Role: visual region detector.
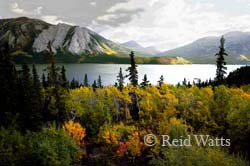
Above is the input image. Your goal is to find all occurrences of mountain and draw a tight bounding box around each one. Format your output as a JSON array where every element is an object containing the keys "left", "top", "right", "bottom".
[
  {"left": 0, "top": 17, "right": 190, "bottom": 64},
  {"left": 122, "top": 40, "right": 159, "bottom": 55},
  {"left": 0, "top": 17, "right": 133, "bottom": 63},
  {"left": 0, "top": 17, "right": 130, "bottom": 56},
  {"left": 0, "top": 17, "right": 50, "bottom": 50},
  {"left": 159, "top": 31, "right": 250, "bottom": 64}
]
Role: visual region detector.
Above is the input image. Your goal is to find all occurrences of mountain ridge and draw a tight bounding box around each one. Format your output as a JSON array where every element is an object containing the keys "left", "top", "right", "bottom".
[
  {"left": 159, "top": 31, "right": 250, "bottom": 64},
  {"left": 0, "top": 17, "right": 187, "bottom": 64}
]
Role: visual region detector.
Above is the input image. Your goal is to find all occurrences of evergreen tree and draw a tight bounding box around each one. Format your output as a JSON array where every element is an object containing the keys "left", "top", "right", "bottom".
[
  {"left": 117, "top": 67, "right": 125, "bottom": 91},
  {"left": 158, "top": 75, "right": 164, "bottom": 87},
  {"left": 20, "top": 63, "right": 32, "bottom": 92},
  {"left": 0, "top": 43, "right": 19, "bottom": 127},
  {"left": 43, "top": 41, "right": 68, "bottom": 125},
  {"left": 126, "top": 51, "right": 138, "bottom": 86},
  {"left": 215, "top": 36, "right": 228, "bottom": 84},
  {"left": 30, "top": 64, "right": 43, "bottom": 131},
  {"left": 46, "top": 40, "right": 59, "bottom": 86},
  {"left": 42, "top": 73, "right": 47, "bottom": 88},
  {"left": 19, "top": 63, "right": 33, "bottom": 130},
  {"left": 54, "top": 85, "right": 68, "bottom": 126},
  {"left": 97, "top": 75, "right": 103, "bottom": 88},
  {"left": 32, "top": 64, "right": 41, "bottom": 89},
  {"left": 60, "top": 66, "right": 68, "bottom": 88},
  {"left": 84, "top": 74, "right": 89, "bottom": 86},
  {"left": 70, "top": 78, "right": 79, "bottom": 89},
  {"left": 92, "top": 80, "right": 97, "bottom": 90},
  {"left": 47, "top": 62, "right": 59, "bottom": 86},
  {"left": 197, "top": 79, "right": 202, "bottom": 88},
  {"left": 140, "top": 74, "right": 150, "bottom": 88},
  {"left": 182, "top": 78, "right": 187, "bottom": 86}
]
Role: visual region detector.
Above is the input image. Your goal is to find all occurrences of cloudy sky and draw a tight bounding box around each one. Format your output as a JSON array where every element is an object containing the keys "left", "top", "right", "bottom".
[{"left": 1, "top": 0, "right": 250, "bottom": 51}]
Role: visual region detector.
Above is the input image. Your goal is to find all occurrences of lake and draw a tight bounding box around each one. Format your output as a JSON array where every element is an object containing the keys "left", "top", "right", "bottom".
[{"left": 17, "top": 64, "right": 245, "bottom": 86}]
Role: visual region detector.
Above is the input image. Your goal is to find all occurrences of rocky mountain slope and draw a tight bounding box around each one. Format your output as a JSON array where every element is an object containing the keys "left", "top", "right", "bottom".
[
  {"left": 0, "top": 17, "right": 130, "bottom": 56},
  {"left": 0, "top": 17, "right": 50, "bottom": 51}
]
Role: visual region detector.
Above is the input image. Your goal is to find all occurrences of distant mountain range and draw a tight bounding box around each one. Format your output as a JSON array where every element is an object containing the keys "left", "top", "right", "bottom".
[
  {"left": 1, "top": 17, "right": 250, "bottom": 64},
  {"left": 122, "top": 40, "right": 159, "bottom": 55},
  {"left": 0, "top": 17, "right": 130, "bottom": 60},
  {"left": 0, "top": 17, "right": 186, "bottom": 64},
  {"left": 159, "top": 31, "right": 250, "bottom": 64}
]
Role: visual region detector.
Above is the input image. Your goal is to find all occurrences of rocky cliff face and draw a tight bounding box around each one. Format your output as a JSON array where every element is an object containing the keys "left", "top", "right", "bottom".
[{"left": 32, "top": 24, "right": 107, "bottom": 54}]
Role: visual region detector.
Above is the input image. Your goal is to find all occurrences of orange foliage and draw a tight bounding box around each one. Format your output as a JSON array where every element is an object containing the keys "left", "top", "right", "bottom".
[{"left": 63, "top": 120, "right": 86, "bottom": 146}]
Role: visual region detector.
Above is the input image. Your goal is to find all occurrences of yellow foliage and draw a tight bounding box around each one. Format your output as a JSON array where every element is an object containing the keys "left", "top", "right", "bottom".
[
  {"left": 126, "top": 131, "right": 143, "bottom": 157},
  {"left": 63, "top": 120, "right": 86, "bottom": 146}
]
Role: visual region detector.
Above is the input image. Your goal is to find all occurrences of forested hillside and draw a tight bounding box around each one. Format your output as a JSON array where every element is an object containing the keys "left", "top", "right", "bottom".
[{"left": 0, "top": 43, "right": 250, "bottom": 165}]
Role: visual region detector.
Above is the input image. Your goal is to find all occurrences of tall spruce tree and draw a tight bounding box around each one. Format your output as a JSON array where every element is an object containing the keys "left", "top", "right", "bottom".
[
  {"left": 32, "top": 64, "right": 41, "bottom": 88},
  {"left": 182, "top": 78, "right": 187, "bottom": 86},
  {"left": 97, "top": 75, "right": 103, "bottom": 88},
  {"left": 215, "top": 36, "right": 228, "bottom": 84},
  {"left": 158, "top": 75, "right": 164, "bottom": 87},
  {"left": 30, "top": 64, "right": 43, "bottom": 131},
  {"left": 47, "top": 62, "right": 59, "bottom": 86},
  {"left": 126, "top": 51, "right": 138, "bottom": 86},
  {"left": 43, "top": 41, "right": 68, "bottom": 126},
  {"left": 19, "top": 63, "right": 33, "bottom": 130},
  {"left": 92, "top": 80, "right": 97, "bottom": 90},
  {"left": 42, "top": 73, "right": 48, "bottom": 88},
  {"left": 46, "top": 40, "right": 59, "bottom": 86},
  {"left": 140, "top": 74, "right": 150, "bottom": 88},
  {"left": 117, "top": 67, "right": 124, "bottom": 91},
  {"left": 60, "top": 66, "right": 68, "bottom": 88},
  {"left": 70, "top": 78, "right": 79, "bottom": 89},
  {"left": 84, "top": 74, "right": 89, "bottom": 86}
]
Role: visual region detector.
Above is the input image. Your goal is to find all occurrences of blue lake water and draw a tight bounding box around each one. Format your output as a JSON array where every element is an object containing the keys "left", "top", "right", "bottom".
[{"left": 17, "top": 64, "right": 245, "bottom": 86}]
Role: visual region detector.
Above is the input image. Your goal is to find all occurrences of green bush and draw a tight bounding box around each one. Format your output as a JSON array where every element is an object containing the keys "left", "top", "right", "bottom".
[
  {"left": 0, "top": 128, "right": 26, "bottom": 166},
  {"left": 0, "top": 126, "right": 81, "bottom": 166},
  {"left": 149, "top": 146, "right": 249, "bottom": 166}
]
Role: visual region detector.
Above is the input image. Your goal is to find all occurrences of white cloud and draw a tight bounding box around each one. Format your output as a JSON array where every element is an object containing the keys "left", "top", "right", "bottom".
[
  {"left": 41, "top": 15, "right": 75, "bottom": 25},
  {"left": 90, "top": 2, "right": 97, "bottom": 6},
  {"left": 97, "top": 14, "right": 117, "bottom": 21},
  {"left": 10, "top": 2, "right": 28, "bottom": 15},
  {"left": 34, "top": 6, "right": 43, "bottom": 15},
  {"left": 10, "top": 2, "right": 43, "bottom": 16},
  {"left": 94, "top": 0, "right": 250, "bottom": 51}
]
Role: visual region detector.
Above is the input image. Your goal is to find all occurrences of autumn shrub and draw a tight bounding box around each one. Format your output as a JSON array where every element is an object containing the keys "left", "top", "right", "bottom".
[
  {"left": 98, "top": 122, "right": 144, "bottom": 158},
  {"left": 63, "top": 120, "right": 86, "bottom": 146}
]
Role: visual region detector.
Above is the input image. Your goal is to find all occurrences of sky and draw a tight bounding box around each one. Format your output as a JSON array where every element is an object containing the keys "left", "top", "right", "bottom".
[{"left": 1, "top": 0, "right": 250, "bottom": 51}]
